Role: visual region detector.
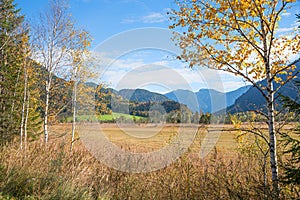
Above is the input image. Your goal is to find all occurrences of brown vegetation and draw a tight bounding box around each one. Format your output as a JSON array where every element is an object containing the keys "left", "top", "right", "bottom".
[{"left": 0, "top": 124, "right": 299, "bottom": 199}]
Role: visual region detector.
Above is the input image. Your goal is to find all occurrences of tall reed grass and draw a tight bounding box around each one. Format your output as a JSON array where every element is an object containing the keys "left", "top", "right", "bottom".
[{"left": 0, "top": 135, "right": 298, "bottom": 199}]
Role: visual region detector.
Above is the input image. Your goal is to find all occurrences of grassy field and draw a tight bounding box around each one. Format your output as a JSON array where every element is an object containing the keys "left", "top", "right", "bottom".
[
  {"left": 98, "top": 112, "right": 145, "bottom": 121},
  {"left": 0, "top": 123, "right": 298, "bottom": 199},
  {"left": 52, "top": 123, "right": 246, "bottom": 154},
  {"left": 65, "top": 112, "right": 146, "bottom": 122},
  {"left": 52, "top": 122, "right": 297, "bottom": 156}
]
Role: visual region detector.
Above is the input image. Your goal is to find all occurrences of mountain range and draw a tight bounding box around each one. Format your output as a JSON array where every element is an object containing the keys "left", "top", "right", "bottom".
[
  {"left": 108, "top": 85, "right": 250, "bottom": 114},
  {"left": 227, "top": 59, "right": 300, "bottom": 114},
  {"left": 87, "top": 59, "right": 299, "bottom": 115},
  {"left": 164, "top": 85, "right": 251, "bottom": 113},
  {"left": 110, "top": 59, "right": 299, "bottom": 114}
]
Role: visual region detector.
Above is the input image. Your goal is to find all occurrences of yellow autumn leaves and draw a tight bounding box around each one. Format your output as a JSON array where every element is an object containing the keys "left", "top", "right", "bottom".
[{"left": 170, "top": 0, "right": 299, "bottom": 83}]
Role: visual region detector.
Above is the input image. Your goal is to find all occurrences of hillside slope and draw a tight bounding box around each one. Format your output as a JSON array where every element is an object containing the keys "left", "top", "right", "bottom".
[
  {"left": 227, "top": 59, "right": 300, "bottom": 114},
  {"left": 118, "top": 89, "right": 170, "bottom": 103}
]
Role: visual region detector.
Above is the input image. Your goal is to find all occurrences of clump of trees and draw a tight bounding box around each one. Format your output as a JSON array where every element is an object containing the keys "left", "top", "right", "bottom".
[
  {"left": 0, "top": 0, "right": 42, "bottom": 146},
  {"left": 0, "top": 0, "right": 93, "bottom": 149},
  {"left": 31, "top": 0, "right": 92, "bottom": 144}
]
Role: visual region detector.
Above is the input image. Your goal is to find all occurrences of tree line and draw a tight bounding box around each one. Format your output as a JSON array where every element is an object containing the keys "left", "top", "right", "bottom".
[{"left": 0, "top": 0, "right": 93, "bottom": 149}]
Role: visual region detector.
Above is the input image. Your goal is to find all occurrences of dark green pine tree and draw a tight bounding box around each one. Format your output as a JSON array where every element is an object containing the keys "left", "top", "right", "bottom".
[
  {"left": 0, "top": 0, "right": 26, "bottom": 144},
  {"left": 280, "top": 14, "right": 300, "bottom": 187},
  {"left": 281, "top": 80, "right": 300, "bottom": 186}
]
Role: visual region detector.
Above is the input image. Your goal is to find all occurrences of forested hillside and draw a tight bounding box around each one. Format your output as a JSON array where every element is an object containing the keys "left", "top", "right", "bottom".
[{"left": 227, "top": 60, "right": 300, "bottom": 114}]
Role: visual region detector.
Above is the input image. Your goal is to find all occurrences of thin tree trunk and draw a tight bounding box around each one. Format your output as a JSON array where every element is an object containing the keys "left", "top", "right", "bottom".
[
  {"left": 70, "top": 65, "right": 78, "bottom": 152},
  {"left": 24, "top": 91, "right": 29, "bottom": 152},
  {"left": 261, "top": 14, "right": 279, "bottom": 194},
  {"left": 44, "top": 82, "right": 50, "bottom": 143},
  {"left": 70, "top": 81, "right": 77, "bottom": 152},
  {"left": 20, "top": 64, "right": 28, "bottom": 149},
  {"left": 267, "top": 76, "right": 279, "bottom": 197}
]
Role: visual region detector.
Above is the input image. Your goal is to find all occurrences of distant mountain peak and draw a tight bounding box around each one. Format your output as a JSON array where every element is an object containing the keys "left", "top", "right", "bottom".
[
  {"left": 227, "top": 60, "right": 300, "bottom": 114},
  {"left": 165, "top": 85, "right": 251, "bottom": 113}
]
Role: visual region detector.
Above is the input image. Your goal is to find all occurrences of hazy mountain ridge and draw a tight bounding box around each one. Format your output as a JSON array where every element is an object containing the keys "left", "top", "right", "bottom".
[
  {"left": 102, "top": 86, "right": 251, "bottom": 114},
  {"left": 118, "top": 89, "right": 169, "bottom": 103},
  {"left": 227, "top": 59, "right": 300, "bottom": 114},
  {"left": 165, "top": 85, "right": 251, "bottom": 113}
]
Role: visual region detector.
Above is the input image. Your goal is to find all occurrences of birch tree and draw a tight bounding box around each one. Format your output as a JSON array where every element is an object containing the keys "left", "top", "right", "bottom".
[
  {"left": 32, "top": 0, "right": 86, "bottom": 143},
  {"left": 20, "top": 42, "right": 44, "bottom": 150},
  {"left": 69, "top": 30, "right": 92, "bottom": 151},
  {"left": 20, "top": 33, "right": 30, "bottom": 150},
  {"left": 169, "top": 0, "right": 300, "bottom": 197}
]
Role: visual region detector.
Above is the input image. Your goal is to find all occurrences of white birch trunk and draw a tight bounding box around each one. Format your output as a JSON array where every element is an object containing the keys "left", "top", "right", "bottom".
[
  {"left": 44, "top": 80, "right": 50, "bottom": 143},
  {"left": 20, "top": 66, "right": 28, "bottom": 149},
  {"left": 70, "top": 66, "right": 78, "bottom": 152},
  {"left": 266, "top": 72, "right": 279, "bottom": 196},
  {"left": 24, "top": 90, "right": 29, "bottom": 151},
  {"left": 70, "top": 81, "right": 77, "bottom": 152}
]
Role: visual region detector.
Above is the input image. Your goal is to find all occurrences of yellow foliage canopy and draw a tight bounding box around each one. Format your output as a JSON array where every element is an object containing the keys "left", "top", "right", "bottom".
[{"left": 170, "top": 0, "right": 299, "bottom": 84}]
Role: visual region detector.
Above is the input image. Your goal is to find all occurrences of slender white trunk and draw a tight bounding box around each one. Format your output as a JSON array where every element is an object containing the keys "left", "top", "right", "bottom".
[
  {"left": 44, "top": 81, "right": 50, "bottom": 143},
  {"left": 261, "top": 16, "right": 279, "bottom": 194},
  {"left": 24, "top": 91, "right": 29, "bottom": 151},
  {"left": 70, "top": 65, "right": 78, "bottom": 152},
  {"left": 266, "top": 74, "right": 279, "bottom": 196},
  {"left": 20, "top": 65, "right": 28, "bottom": 149},
  {"left": 70, "top": 80, "right": 77, "bottom": 152}
]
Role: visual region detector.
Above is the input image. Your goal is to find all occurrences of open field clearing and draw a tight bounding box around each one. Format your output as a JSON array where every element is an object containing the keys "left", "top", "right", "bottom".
[
  {"left": 0, "top": 122, "right": 299, "bottom": 199},
  {"left": 65, "top": 113, "right": 146, "bottom": 122},
  {"left": 51, "top": 123, "right": 237, "bottom": 153},
  {"left": 50, "top": 122, "right": 298, "bottom": 157}
]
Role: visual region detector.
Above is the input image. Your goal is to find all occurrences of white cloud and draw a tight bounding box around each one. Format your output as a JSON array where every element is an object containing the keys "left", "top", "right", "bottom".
[
  {"left": 142, "top": 13, "right": 166, "bottom": 23},
  {"left": 277, "top": 27, "right": 296, "bottom": 33},
  {"left": 122, "top": 12, "right": 167, "bottom": 24},
  {"left": 281, "top": 12, "right": 291, "bottom": 17},
  {"left": 90, "top": 51, "right": 248, "bottom": 93}
]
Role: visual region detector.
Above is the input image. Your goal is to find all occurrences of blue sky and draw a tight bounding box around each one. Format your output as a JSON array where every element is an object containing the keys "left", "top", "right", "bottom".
[
  {"left": 15, "top": 0, "right": 300, "bottom": 93},
  {"left": 16, "top": 0, "right": 175, "bottom": 45}
]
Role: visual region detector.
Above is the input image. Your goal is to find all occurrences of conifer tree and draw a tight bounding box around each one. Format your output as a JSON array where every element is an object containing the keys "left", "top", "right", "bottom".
[
  {"left": 0, "top": 0, "right": 26, "bottom": 144},
  {"left": 281, "top": 14, "right": 300, "bottom": 187}
]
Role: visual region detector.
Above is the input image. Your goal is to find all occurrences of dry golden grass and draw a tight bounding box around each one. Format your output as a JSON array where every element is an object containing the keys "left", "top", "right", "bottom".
[
  {"left": 53, "top": 123, "right": 239, "bottom": 153},
  {"left": 0, "top": 123, "right": 299, "bottom": 199}
]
